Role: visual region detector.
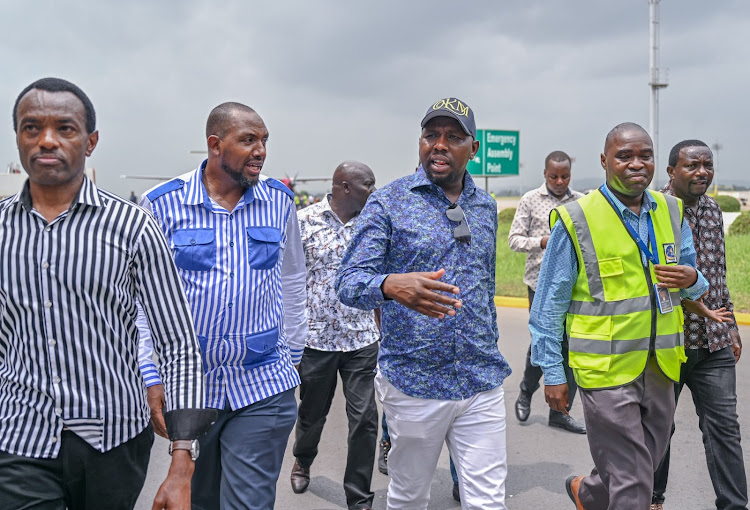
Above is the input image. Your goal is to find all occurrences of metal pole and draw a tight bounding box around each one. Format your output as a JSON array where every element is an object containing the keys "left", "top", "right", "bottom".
[
  {"left": 712, "top": 142, "right": 722, "bottom": 191},
  {"left": 649, "top": 0, "right": 668, "bottom": 189}
]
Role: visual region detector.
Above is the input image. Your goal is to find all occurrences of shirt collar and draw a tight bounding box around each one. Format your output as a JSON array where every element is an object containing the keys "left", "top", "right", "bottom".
[
  {"left": 14, "top": 174, "right": 103, "bottom": 212},
  {"left": 409, "top": 165, "right": 477, "bottom": 200},
  {"left": 183, "top": 160, "right": 272, "bottom": 210},
  {"left": 320, "top": 193, "right": 358, "bottom": 226},
  {"left": 601, "top": 183, "right": 657, "bottom": 217},
  {"left": 538, "top": 182, "right": 572, "bottom": 199}
]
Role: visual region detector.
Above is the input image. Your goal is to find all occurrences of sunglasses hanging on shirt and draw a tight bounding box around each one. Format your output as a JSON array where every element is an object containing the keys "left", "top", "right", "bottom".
[{"left": 446, "top": 203, "right": 471, "bottom": 244}]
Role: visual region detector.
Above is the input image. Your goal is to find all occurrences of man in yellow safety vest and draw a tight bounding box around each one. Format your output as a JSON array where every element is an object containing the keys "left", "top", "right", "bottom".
[{"left": 529, "top": 122, "right": 712, "bottom": 509}]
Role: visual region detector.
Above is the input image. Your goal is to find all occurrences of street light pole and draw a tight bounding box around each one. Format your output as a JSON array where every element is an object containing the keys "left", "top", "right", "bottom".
[
  {"left": 711, "top": 142, "right": 722, "bottom": 192},
  {"left": 649, "top": 0, "right": 668, "bottom": 189}
]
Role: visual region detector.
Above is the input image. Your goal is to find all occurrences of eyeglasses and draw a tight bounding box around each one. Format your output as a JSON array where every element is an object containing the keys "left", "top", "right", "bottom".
[{"left": 446, "top": 203, "right": 471, "bottom": 244}]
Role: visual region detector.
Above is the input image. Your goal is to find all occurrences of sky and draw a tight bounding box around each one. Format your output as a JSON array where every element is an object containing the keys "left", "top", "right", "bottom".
[{"left": 2, "top": 0, "right": 749, "bottom": 197}]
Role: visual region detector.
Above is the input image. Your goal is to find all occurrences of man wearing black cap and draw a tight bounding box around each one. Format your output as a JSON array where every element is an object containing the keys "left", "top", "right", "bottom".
[{"left": 337, "top": 98, "right": 511, "bottom": 509}]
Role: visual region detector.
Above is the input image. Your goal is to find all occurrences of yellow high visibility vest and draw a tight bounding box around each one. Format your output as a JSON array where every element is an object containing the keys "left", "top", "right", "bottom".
[{"left": 551, "top": 189, "right": 686, "bottom": 389}]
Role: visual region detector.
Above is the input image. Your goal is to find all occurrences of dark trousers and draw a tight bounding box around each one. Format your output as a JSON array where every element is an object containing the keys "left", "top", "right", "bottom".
[
  {"left": 579, "top": 355, "right": 675, "bottom": 509},
  {"left": 192, "top": 389, "right": 297, "bottom": 510},
  {"left": 293, "top": 342, "right": 379, "bottom": 510},
  {"left": 0, "top": 425, "right": 153, "bottom": 510},
  {"left": 521, "top": 287, "right": 578, "bottom": 411},
  {"left": 653, "top": 346, "right": 748, "bottom": 509}
]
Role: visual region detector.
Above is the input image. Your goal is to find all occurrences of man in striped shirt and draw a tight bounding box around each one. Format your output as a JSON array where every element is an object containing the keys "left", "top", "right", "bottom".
[
  {"left": 0, "top": 77, "right": 214, "bottom": 510},
  {"left": 139, "top": 102, "right": 308, "bottom": 509}
]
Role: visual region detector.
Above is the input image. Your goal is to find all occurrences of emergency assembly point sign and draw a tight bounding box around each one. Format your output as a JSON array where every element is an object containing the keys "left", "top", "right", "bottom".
[{"left": 467, "top": 129, "right": 520, "bottom": 177}]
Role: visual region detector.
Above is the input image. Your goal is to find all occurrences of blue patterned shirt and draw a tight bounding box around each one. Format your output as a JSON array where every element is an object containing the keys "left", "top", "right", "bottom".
[
  {"left": 336, "top": 168, "right": 511, "bottom": 400},
  {"left": 138, "top": 163, "right": 308, "bottom": 409},
  {"left": 530, "top": 186, "right": 709, "bottom": 385}
]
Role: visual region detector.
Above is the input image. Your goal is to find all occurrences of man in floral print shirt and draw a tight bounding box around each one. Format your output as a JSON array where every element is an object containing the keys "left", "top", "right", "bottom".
[
  {"left": 292, "top": 161, "right": 380, "bottom": 510},
  {"left": 651, "top": 139, "right": 746, "bottom": 510}
]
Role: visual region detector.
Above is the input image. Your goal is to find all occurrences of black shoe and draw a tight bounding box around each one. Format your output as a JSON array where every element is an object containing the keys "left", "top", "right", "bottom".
[
  {"left": 378, "top": 440, "right": 390, "bottom": 475},
  {"left": 515, "top": 391, "right": 532, "bottom": 422},
  {"left": 452, "top": 482, "right": 460, "bottom": 502},
  {"left": 549, "top": 411, "right": 586, "bottom": 434},
  {"left": 290, "top": 459, "right": 310, "bottom": 494}
]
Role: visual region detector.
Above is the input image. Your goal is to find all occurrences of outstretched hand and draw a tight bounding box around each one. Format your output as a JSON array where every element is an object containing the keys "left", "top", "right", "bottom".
[
  {"left": 382, "top": 269, "right": 461, "bottom": 319},
  {"left": 682, "top": 295, "right": 734, "bottom": 324}
]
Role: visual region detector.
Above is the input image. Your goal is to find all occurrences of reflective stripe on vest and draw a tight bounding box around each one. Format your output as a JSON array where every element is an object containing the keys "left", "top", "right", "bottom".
[
  {"left": 569, "top": 332, "right": 682, "bottom": 355},
  {"left": 565, "top": 200, "right": 605, "bottom": 301},
  {"left": 567, "top": 292, "right": 680, "bottom": 316}
]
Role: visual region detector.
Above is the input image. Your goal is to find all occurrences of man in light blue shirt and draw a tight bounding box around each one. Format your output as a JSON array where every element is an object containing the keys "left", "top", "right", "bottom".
[{"left": 139, "top": 102, "right": 307, "bottom": 509}]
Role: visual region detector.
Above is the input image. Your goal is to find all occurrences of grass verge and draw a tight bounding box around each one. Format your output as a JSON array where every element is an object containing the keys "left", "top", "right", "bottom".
[{"left": 726, "top": 234, "right": 750, "bottom": 313}]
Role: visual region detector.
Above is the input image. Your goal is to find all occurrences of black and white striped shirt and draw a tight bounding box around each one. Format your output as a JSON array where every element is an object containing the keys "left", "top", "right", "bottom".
[{"left": 0, "top": 177, "right": 205, "bottom": 458}]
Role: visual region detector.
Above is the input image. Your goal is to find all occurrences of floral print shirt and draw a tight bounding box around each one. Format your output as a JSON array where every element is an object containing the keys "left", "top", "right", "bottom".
[{"left": 298, "top": 195, "right": 379, "bottom": 351}]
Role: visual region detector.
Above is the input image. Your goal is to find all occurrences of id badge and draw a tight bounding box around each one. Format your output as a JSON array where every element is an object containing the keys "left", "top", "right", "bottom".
[
  {"left": 663, "top": 243, "right": 677, "bottom": 264},
  {"left": 655, "top": 284, "right": 674, "bottom": 314}
]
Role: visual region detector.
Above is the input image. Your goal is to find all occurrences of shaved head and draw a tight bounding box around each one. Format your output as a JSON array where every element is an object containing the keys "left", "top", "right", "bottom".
[
  {"left": 330, "top": 160, "right": 376, "bottom": 220},
  {"left": 206, "top": 102, "right": 258, "bottom": 139},
  {"left": 603, "top": 122, "right": 650, "bottom": 154},
  {"left": 332, "top": 160, "right": 373, "bottom": 186}
]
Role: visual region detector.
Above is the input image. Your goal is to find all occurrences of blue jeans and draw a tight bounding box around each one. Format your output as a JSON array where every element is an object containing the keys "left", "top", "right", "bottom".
[
  {"left": 653, "top": 346, "right": 747, "bottom": 509},
  {"left": 192, "top": 389, "right": 297, "bottom": 510}
]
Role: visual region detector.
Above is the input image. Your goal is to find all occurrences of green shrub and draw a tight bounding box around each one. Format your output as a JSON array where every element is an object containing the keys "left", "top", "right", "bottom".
[
  {"left": 729, "top": 211, "right": 750, "bottom": 236},
  {"left": 497, "top": 207, "right": 517, "bottom": 225},
  {"left": 715, "top": 195, "right": 741, "bottom": 212}
]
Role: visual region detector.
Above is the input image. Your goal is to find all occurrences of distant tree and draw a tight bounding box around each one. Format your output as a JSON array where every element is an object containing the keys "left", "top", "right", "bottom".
[
  {"left": 715, "top": 195, "right": 741, "bottom": 213},
  {"left": 729, "top": 211, "right": 750, "bottom": 236}
]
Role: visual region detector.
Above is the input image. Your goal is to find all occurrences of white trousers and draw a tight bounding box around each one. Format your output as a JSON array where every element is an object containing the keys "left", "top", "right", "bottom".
[{"left": 375, "top": 372, "right": 507, "bottom": 510}]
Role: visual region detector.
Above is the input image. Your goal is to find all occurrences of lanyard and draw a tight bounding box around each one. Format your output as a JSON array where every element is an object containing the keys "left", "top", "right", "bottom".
[{"left": 600, "top": 185, "right": 660, "bottom": 266}]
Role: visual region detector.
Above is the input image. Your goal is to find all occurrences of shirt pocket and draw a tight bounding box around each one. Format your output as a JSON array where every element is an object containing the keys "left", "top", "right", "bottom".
[
  {"left": 172, "top": 229, "right": 216, "bottom": 271},
  {"left": 246, "top": 226, "right": 281, "bottom": 270},
  {"left": 242, "top": 327, "right": 280, "bottom": 370},
  {"left": 598, "top": 256, "right": 627, "bottom": 302}
]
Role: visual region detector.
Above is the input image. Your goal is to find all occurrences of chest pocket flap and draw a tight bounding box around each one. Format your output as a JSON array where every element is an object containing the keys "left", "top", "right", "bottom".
[
  {"left": 173, "top": 228, "right": 216, "bottom": 271},
  {"left": 598, "top": 256, "right": 626, "bottom": 302},
  {"left": 246, "top": 226, "right": 282, "bottom": 270}
]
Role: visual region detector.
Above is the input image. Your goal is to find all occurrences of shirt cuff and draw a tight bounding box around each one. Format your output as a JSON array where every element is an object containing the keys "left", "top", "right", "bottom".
[
  {"left": 164, "top": 409, "right": 218, "bottom": 440},
  {"left": 371, "top": 274, "right": 389, "bottom": 302},
  {"left": 140, "top": 363, "right": 163, "bottom": 388},
  {"left": 541, "top": 364, "right": 567, "bottom": 386},
  {"left": 289, "top": 348, "right": 303, "bottom": 365},
  {"left": 680, "top": 269, "right": 709, "bottom": 301}
]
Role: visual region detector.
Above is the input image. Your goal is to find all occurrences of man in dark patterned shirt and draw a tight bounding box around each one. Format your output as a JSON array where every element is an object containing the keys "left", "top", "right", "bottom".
[
  {"left": 336, "top": 98, "right": 511, "bottom": 509},
  {"left": 651, "top": 139, "right": 746, "bottom": 510}
]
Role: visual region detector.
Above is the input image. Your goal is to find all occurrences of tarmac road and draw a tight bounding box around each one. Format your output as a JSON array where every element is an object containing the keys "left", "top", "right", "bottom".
[{"left": 136, "top": 307, "right": 750, "bottom": 509}]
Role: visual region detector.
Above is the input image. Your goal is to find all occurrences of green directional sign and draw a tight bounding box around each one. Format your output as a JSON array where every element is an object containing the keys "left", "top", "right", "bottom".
[{"left": 466, "top": 129, "right": 520, "bottom": 176}]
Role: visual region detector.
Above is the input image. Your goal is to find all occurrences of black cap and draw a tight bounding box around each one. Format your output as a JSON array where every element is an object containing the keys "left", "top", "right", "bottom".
[{"left": 420, "top": 97, "right": 476, "bottom": 138}]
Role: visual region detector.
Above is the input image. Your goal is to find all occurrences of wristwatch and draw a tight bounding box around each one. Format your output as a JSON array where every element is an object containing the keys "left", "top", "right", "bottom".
[{"left": 169, "top": 439, "right": 200, "bottom": 461}]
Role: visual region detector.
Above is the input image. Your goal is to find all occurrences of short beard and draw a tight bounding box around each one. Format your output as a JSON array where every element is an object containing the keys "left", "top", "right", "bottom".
[
  {"left": 221, "top": 163, "right": 258, "bottom": 189},
  {"left": 423, "top": 165, "right": 463, "bottom": 188}
]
